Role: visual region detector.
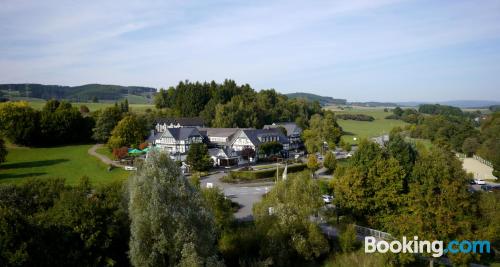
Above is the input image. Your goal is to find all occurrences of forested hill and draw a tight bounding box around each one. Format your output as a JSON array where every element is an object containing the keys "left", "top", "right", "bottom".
[
  {"left": 0, "top": 83, "right": 156, "bottom": 102},
  {"left": 285, "top": 92, "right": 347, "bottom": 106}
]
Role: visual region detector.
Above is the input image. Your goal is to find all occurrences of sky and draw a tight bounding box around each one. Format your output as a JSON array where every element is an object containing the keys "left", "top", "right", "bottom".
[{"left": 1, "top": 0, "right": 500, "bottom": 102}]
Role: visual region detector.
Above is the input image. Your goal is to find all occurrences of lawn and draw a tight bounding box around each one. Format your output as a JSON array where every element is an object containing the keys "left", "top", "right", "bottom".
[
  {"left": 0, "top": 144, "right": 129, "bottom": 185},
  {"left": 96, "top": 146, "right": 114, "bottom": 159},
  {"left": 325, "top": 106, "right": 408, "bottom": 144},
  {"left": 25, "top": 99, "right": 154, "bottom": 113}
]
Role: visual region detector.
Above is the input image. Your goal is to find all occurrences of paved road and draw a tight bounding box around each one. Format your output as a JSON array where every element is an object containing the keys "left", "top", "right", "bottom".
[
  {"left": 201, "top": 170, "right": 274, "bottom": 221},
  {"left": 88, "top": 144, "right": 125, "bottom": 168}
]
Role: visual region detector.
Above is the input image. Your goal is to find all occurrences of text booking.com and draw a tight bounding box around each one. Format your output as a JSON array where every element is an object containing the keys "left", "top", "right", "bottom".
[{"left": 365, "top": 236, "right": 491, "bottom": 258}]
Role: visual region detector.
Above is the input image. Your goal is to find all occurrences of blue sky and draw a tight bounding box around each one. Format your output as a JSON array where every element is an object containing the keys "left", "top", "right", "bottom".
[{"left": 1, "top": 0, "right": 500, "bottom": 101}]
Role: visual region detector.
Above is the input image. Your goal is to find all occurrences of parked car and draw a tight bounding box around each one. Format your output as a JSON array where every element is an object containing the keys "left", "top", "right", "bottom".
[
  {"left": 474, "top": 179, "right": 486, "bottom": 185},
  {"left": 322, "top": 194, "right": 333, "bottom": 204}
]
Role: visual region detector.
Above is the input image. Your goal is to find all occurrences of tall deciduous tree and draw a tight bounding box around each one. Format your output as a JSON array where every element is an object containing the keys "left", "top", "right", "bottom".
[
  {"left": 253, "top": 172, "right": 329, "bottom": 265},
  {"left": 323, "top": 151, "right": 337, "bottom": 174},
  {"left": 333, "top": 139, "right": 406, "bottom": 227},
  {"left": 0, "top": 101, "right": 39, "bottom": 146},
  {"left": 302, "top": 112, "right": 342, "bottom": 154},
  {"left": 107, "top": 114, "right": 148, "bottom": 149},
  {"left": 391, "top": 148, "right": 479, "bottom": 265},
  {"left": 92, "top": 106, "right": 123, "bottom": 142},
  {"left": 128, "top": 152, "right": 221, "bottom": 267}
]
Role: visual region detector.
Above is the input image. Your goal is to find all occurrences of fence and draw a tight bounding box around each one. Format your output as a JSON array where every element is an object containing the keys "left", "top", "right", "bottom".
[
  {"left": 354, "top": 225, "right": 394, "bottom": 241},
  {"left": 473, "top": 155, "right": 493, "bottom": 168}
]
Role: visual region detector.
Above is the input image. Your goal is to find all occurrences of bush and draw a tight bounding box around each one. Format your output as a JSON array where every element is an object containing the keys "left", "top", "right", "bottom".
[
  {"left": 112, "top": 147, "right": 128, "bottom": 160},
  {"left": 224, "top": 164, "right": 307, "bottom": 182},
  {"left": 385, "top": 114, "right": 400, "bottom": 120}
]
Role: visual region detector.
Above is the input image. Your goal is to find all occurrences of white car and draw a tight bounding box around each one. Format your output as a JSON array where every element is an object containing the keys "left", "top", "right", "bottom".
[
  {"left": 322, "top": 195, "right": 333, "bottom": 204},
  {"left": 474, "top": 179, "right": 486, "bottom": 185}
]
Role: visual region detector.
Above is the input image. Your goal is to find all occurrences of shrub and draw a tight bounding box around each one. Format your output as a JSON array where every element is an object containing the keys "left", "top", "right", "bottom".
[
  {"left": 224, "top": 164, "right": 307, "bottom": 182},
  {"left": 112, "top": 147, "right": 128, "bottom": 160}
]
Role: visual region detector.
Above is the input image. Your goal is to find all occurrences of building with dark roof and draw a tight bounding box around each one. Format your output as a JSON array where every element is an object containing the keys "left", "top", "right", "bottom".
[
  {"left": 155, "top": 117, "right": 205, "bottom": 131},
  {"left": 263, "top": 122, "right": 303, "bottom": 150},
  {"left": 147, "top": 127, "right": 203, "bottom": 160}
]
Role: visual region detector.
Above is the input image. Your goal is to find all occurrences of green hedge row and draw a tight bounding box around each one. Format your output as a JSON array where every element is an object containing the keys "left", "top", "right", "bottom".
[{"left": 225, "top": 163, "right": 307, "bottom": 182}]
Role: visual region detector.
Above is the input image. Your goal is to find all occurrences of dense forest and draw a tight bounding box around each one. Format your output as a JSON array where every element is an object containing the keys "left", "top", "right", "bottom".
[
  {"left": 0, "top": 84, "right": 155, "bottom": 102},
  {"left": 386, "top": 104, "right": 500, "bottom": 178},
  {"left": 154, "top": 80, "right": 324, "bottom": 129}
]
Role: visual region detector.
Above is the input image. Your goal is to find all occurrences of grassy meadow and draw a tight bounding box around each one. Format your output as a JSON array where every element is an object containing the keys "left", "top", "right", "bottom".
[
  {"left": 0, "top": 144, "right": 128, "bottom": 185},
  {"left": 326, "top": 106, "right": 408, "bottom": 144},
  {"left": 26, "top": 99, "right": 154, "bottom": 113}
]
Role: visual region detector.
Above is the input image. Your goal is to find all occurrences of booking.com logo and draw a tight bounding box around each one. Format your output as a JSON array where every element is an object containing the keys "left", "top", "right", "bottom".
[{"left": 365, "top": 236, "right": 491, "bottom": 258}]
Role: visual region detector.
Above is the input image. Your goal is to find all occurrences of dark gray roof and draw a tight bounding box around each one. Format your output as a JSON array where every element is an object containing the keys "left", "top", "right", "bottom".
[
  {"left": 155, "top": 117, "right": 205, "bottom": 127},
  {"left": 263, "top": 122, "right": 302, "bottom": 136},
  {"left": 164, "top": 127, "right": 202, "bottom": 140},
  {"left": 237, "top": 128, "right": 289, "bottom": 146},
  {"left": 147, "top": 132, "right": 163, "bottom": 143}
]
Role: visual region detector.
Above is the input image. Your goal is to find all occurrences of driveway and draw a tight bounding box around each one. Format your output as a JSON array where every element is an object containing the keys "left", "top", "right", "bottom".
[{"left": 201, "top": 170, "right": 274, "bottom": 221}]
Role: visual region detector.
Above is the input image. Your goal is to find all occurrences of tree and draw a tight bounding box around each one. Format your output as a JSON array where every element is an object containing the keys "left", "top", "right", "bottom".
[
  {"left": 302, "top": 112, "right": 342, "bottom": 154},
  {"left": 0, "top": 101, "right": 39, "bottom": 146},
  {"left": 390, "top": 148, "right": 479, "bottom": 265},
  {"left": 393, "top": 107, "right": 404, "bottom": 117},
  {"left": 333, "top": 139, "right": 406, "bottom": 227},
  {"left": 323, "top": 151, "right": 337, "bottom": 174},
  {"left": 120, "top": 99, "right": 129, "bottom": 113},
  {"left": 307, "top": 154, "right": 320, "bottom": 172},
  {"left": 461, "top": 137, "right": 480, "bottom": 157},
  {"left": 39, "top": 100, "right": 92, "bottom": 145},
  {"left": 259, "top": 141, "right": 283, "bottom": 158},
  {"left": 128, "top": 151, "right": 221, "bottom": 266},
  {"left": 92, "top": 96, "right": 98, "bottom": 103},
  {"left": 0, "top": 138, "right": 6, "bottom": 167},
  {"left": 387, "top": 133, "right": 417, "bottom": 187},
  {"left": 92, "top": 106, "right": 123, "bottom": 142},
  {"left": 186, "top": 143, "right": 213, "bottom": 172},
  {"left": 253, "top": 172, "right": 329, "bottom": 265},
  {"left": 107, "top": 114, "right": 148, "bottom": 149}
]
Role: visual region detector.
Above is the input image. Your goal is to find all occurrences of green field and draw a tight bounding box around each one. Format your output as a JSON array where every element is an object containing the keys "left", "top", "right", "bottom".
[
  {"left": 326, "top": 106, "right": 408, "bottom": 144},
  {"left": 0, "top": 144, "right": 128, "bottom": 185},
  {"left": 25, "top": 99, "right": 154, "bottom": 113}
]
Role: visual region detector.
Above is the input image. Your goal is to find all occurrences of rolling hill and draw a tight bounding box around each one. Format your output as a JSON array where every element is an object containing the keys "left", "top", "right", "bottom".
[
  {"left": 0, "top": 83, "right": 156, "bottom": 103},
  {"left": 285, "top": 92, "right": 347, "bottom": 106}
]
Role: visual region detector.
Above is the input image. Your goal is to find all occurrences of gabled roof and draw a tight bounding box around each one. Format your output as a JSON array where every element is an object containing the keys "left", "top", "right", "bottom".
[
  {"left": 162, "top": 127, "right": 202, "bottom": 141},
  {"left": 155, "top": 117, "right": 205, "bottom": 127},
  {"left": 231, "top": 128, "right": 289, "bottom": 147},
  {"left": 263, "top": 122, "right": 302, "bottom": 136}
]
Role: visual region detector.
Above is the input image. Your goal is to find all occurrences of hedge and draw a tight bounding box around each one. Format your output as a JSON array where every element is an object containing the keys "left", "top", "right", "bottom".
[{"left": 224, "top": 163, "right": 307, "bottom": 182}]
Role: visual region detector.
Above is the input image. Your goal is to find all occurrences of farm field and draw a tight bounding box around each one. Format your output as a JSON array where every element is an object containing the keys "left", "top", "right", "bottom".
[
  {"left": 0, "top": 144, "right": 128, "bottom": 185},
  {"left": 25, "top": 99, "right": 154, "bottom": 113},
  {"left": 326, "top": 106, "right": 408, "bottom": 144}
]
